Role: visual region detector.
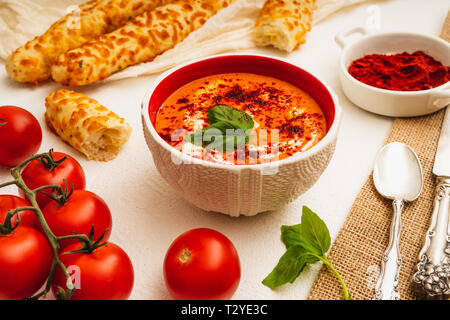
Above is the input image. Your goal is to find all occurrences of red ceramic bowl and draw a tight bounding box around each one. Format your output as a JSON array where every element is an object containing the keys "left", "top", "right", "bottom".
[{"left": 142, "top": 54, "right": 342, "bottom": 216}]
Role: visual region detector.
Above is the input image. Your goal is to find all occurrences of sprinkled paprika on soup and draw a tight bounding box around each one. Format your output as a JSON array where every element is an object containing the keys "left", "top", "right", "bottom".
[{"left": 155, "top": 73, "right": 327, "bottom": 165}]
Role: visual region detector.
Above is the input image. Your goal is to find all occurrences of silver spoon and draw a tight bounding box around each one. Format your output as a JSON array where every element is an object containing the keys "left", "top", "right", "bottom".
[{"left": 372, "top": 142, "right": 423, "bottom": 300}]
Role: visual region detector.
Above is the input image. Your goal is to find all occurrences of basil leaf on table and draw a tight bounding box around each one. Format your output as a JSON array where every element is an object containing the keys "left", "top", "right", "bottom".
[
  {"left": 280, "top": 224, "right": 303, "bottom": 249},
  {"left": 263, "top": 206, "right": 352, "bottom": 300},
  {"left": 262, "top": 246, "right": 319, "bottom": 288},
  {"left": 184, "top": 105, "right": 254, "bottom": 152},
  {"left": 299, "top": 206, "right": 331, "bottom": 255}
]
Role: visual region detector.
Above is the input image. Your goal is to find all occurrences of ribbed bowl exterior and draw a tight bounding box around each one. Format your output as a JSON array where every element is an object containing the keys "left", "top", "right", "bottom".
[{"left": 142, "top": 115, "right": 337, "bottom": 216}]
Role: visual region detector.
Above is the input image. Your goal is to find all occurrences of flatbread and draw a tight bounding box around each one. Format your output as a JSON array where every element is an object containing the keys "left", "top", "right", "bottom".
[
  {"left": 51, "top": 0, "right": 234, "bottom": 86},
  {"left": 0, "top": 0, "right": 382, "bottom": 80},
  {"left": 5, "top": 0, "right": 169, "bottom": 83},
  {"left": 45, "top": 89, "right": 132, "bottom": 161},
  {"left": 253, "top": 0, "right": 315, "bottom": 52}
]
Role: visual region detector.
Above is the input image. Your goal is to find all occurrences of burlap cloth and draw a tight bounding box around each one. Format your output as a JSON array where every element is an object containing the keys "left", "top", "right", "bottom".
[{"left": 308, "top": 11, "right": 450, "bottom": 300}]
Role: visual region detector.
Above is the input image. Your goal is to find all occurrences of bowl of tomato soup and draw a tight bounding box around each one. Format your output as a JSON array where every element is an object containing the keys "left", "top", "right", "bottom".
[{"left": 142, "top": 55, "right": 342, "bottom": 216}]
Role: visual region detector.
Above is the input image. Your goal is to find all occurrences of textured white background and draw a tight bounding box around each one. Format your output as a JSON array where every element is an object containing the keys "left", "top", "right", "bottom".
[{"left": 0, "top": 0, "right": 447, "bottom": 300}]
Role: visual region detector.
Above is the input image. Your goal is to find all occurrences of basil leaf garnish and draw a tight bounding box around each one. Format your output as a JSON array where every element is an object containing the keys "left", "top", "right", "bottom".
[
  {"left": 184, "top": 105, "right": 254, "bottom": 152},
  {"left": 207, "top": 105, "right": 255, "bottom": 132}
]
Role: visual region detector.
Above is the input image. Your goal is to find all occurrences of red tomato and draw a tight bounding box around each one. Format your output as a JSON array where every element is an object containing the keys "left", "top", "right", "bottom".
[
  {"left": 164, "top": 228, "right": 241, "bottom": 300},
  {"left": 42, "top": 190, "right": 112, "bottom": 249},
  {"left": 51, "top": 242, "right": 134, "bottom": 300},
  {"left": 0, "top": 226, "right": 53, "bottom": 299},
  {"left": 20, "top": 151, "right": 86, "bottom": 208},
  {"left": 0, "top": 106, "right": 42, "bottom": 167},
  {"left": 0, "top": 195, "right": 39, "bottom": 229}
]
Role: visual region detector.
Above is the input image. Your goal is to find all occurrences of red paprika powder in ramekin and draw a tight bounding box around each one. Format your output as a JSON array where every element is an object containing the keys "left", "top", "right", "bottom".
[{"left": 348, "top": 51, "right": 450, "bottom": 91}]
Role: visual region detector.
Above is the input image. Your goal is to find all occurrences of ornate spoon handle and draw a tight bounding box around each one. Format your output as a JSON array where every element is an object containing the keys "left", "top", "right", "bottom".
[
  {"left": 413, "top": 177, "right": 450, "bottom": 298},
  {"left": 374, "top": 199, "right": 403, "bottom": 300}
]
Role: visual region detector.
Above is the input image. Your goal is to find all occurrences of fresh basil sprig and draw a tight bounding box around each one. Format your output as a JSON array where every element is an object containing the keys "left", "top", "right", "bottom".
[
  {"left": 206, "top": 104, "right": 254, "bottom": 131},
  {"left": 262, "top": 206, "right": 352, "bottom": 300},
  {"left": 184, "top": 105, "right": 254, "bottom": 152}
]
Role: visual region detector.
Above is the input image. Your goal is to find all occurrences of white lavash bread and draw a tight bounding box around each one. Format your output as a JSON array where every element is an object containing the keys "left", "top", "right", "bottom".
[
  {"left": 253, "top": 0, "right": 315, "bottom": 52},
  {"left": 51, "top": 0, "right": 234, "bottom": 86},
  {"left": 1, "top": 0, "right": 379, "bottom": 81},
  {"left": 45, "top": 89, "right": 132, "bottom": 161},
  {"left": 5, "top": 0, "right": 170, "bottom": 84}
]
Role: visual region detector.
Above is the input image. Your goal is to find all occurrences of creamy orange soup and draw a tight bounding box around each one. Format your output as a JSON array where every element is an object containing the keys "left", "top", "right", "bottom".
[{"left": 156, "top": 73, "right": 327, "bottom": 165}]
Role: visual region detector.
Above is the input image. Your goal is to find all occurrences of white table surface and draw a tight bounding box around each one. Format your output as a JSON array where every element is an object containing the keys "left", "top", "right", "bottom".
[{"left": 0, "top": 0, "right": 447, "bottom": 300}]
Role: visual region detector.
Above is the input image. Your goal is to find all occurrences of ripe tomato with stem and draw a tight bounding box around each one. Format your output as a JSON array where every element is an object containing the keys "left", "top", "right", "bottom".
[
  {"left": 0, "top": 225, "right": 53, "bottom": 299},
  {"left": 20, "top": 150, "right": 86, "bottom": 209},
  {"left": 51, "top": 238, "right": 134, "bottom": 300},
  {"left": 0, "top": 194, "right": 39, "bottom": 229},
  {"left": 42, "top": 189, "right": 112, "bottom": 250}
]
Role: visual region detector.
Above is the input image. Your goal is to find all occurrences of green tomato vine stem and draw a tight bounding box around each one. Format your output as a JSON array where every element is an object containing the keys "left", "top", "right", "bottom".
[{"left": 0, "top": 151, "right": 94, "bottom": 300}]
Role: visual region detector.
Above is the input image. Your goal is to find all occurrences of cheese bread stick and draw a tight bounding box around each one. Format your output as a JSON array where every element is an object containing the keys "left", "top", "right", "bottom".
[
  {"left": 6, "top": 0, "right": 169, "bottom": 84},
  {"left": 45, "top": 89, "right": 132, "bottom": 161},
  {"left": 51, "top": 0, "right": 233, "bottom": 86},
  {"left": 254, "top": 0, "right": 314, "bottom": 52}
]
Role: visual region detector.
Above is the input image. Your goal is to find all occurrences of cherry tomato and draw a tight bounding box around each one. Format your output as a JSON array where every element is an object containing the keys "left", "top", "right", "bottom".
[
  {"left": 0, "top": 106, "right": 42, "bottom": 167},
  {"left": 0, "top": 226, "right": 53, "bottom": 299},
  {"left": 0, "top": 195, "right": 39, "bottom": 229},
  {"left": 51, "top": 241, "right": 134, "bottom": 300},
  {"left": 20, "top": 151, "right": 86, "bottom": 208},
  {"left": 42, "top": 190, "right": 112, "bottom": 249},
  {"left": 164, "top": 228, "right": 241, "bottom": 300}
]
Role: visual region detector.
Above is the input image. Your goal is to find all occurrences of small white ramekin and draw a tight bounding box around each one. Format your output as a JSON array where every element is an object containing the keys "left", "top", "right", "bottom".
[
  {"left": 336, "top": 27, "right": 450, "bottom": 117},
  {"left": 141, "top": 54, "right": 342, "bottom": 216}
]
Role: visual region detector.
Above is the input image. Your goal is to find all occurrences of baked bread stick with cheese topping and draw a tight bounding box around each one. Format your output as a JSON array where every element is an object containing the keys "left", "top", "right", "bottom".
[
  {"left": 51, "top": 0, "right": 233, "bottom": 86},
  {"left": 45, "top": 89, "right": 132, "bottom": 162},
  {"left": 5, "top": 0, "right": 169, "bottom": 84},
  {"left": 253, "top": 0, "right": 314, "bottom": 52}
]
